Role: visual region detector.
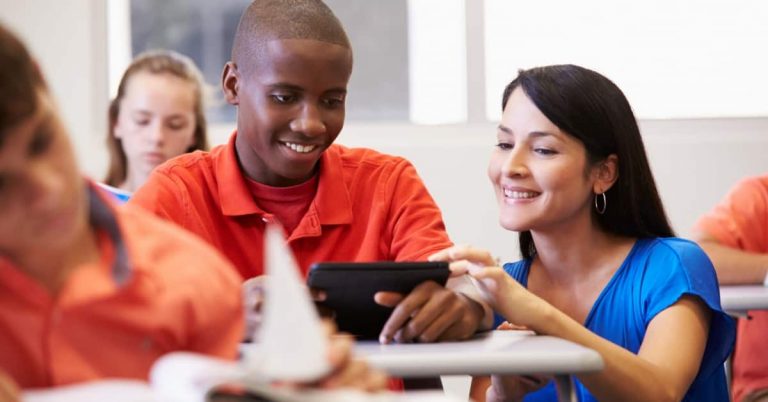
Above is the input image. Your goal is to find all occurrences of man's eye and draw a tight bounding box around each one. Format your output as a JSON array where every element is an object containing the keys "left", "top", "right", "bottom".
[{"left": 271, "top": 94, "right": 295, "bottom": 104}]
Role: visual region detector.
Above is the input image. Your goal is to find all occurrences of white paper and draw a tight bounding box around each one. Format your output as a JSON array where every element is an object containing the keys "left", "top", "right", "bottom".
[{"left": 242, "top": 223, "right": 330, "bottom": 382}]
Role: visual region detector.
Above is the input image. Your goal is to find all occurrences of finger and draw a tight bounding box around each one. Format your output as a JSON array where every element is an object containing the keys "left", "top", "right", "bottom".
[
  {"left": 373, "top": 291, "right": 405, "bottom": 308},
  {"left": 363, "top": 369, "right": 390, "bottom": 392},
  {"left": 378, "top": 284, "right": 434, "bottom": 344},
  {"left": 0, "top": 374, "right": 19, "bottom": 402},
  {"left": 310, "top": 288, "right": 327, "bottom": 302},
  {"left": 320, "top": 358, "right": 369, "bottom": 389},
  {"left": 397, "top": 284, "right": 471, "bottom": 342},
  {"left": 448, "top": 260, "right": 471, "bottom": 277}
]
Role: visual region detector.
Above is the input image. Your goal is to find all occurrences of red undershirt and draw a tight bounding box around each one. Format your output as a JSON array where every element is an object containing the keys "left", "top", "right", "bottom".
[{"left": 244, "top": 174, "right": 319, "bottom": 235}]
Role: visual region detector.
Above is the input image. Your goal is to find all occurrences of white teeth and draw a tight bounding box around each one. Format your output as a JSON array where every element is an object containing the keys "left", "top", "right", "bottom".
[
  {"left": 284, "top": 142, "right": 317, "bottom": 153},
  {"left": 503, "top": 189, "right": 538, "bottom": 199}
]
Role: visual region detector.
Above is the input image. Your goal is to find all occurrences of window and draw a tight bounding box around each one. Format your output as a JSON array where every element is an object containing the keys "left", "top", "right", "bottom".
[{"left": 111, "top": 0, "right": 768, "bottom": 125}]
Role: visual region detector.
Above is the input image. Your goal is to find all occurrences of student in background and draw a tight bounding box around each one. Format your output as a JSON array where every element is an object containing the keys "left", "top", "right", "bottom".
[
  {"left": 430, "top": 65, "right": 734, "bottom": 401},
  {"left": 0, "top": 23, "right": 386, "bottom": 394},
  {"left": 130, "top": 0, "right": 490, "bottom": 345},
  {"left": 693, "top": 177, "right": 768, "bottom": 402},
  {"left": 102, "top": 50, "right": 210, "bottom": 201}
]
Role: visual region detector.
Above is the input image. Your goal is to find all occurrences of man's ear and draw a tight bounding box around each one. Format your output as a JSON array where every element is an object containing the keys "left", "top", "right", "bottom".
[
  {"left": 593, "top": 154, "right": 619, "bottom": 194},
  {"left": 221, "top": 61, "right": 240, "bottom": 105}
]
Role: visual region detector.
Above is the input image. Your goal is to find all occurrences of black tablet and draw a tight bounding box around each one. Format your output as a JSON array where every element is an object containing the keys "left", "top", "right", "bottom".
[{"left": 306, "top": 261, "right": 450, "bottom": 339}]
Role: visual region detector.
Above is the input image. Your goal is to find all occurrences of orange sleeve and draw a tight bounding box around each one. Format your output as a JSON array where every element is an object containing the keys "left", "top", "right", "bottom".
[
  {"left": 385, "top": 159, "right": 453, "bottom": 261},
  {"left": 695, "top": 176, "right": 768, "bottom": 252},
  {"left": 185, "top": 254, "right": 244, "bottom": 360}
]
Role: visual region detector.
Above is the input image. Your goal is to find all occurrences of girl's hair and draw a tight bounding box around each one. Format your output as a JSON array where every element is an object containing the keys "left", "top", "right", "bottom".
[
  {"left": 501, "top": 65, "right": 674, "bottom": 259},
  {"left": 104, "top": 50, "right": 210, "bottom": 186}
]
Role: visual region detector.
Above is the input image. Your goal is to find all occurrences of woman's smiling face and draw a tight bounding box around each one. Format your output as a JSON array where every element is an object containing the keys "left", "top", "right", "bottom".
[{"left": 488, "top": 87, "right": 599, "bottom": 233}]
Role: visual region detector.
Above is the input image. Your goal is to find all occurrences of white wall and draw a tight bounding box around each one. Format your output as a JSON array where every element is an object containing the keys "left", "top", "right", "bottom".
[
  {"left": 4, "top": 0, "right": 768, "bottom": 262},
  {"left": 0, "top": 0, "right": 109, "bottom": 179}
]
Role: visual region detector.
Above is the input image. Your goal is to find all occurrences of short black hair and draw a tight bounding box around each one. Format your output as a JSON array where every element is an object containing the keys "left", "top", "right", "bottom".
[
  {"left": 231, "top": 0, "right": 351, "bottom": 74},
  {"left": 0, "top": 23, "right": 45, "bottom": 147},
  {"left": 502, "top": 65, "right": 674, "bottom": 259}
]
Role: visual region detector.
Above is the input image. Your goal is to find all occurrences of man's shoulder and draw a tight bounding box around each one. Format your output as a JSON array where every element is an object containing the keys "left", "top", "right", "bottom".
[
  {"left": 116, "top": 204, "right": 238, "bottom": 284},
  {"left": 329, "top": 144, "right": 410, "bottom": 171}
]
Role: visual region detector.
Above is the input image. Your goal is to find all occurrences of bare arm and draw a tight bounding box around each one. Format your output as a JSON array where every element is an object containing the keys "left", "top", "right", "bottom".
[{"left": 693, "top": 232, "right": 768, "bottom": 285}]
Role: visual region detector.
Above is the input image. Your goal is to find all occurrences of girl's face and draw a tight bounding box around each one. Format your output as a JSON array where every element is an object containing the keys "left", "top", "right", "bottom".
[
  {"left": 113, "top": 72, "right": 197, "bottom": 186},
  {"left": 488, "top": 87, "right": 605, "bottom": 233}
]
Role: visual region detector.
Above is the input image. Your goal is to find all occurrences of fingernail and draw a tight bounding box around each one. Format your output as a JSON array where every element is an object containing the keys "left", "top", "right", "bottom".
[
  {"left": 467, "top": 262, "right": 484, "bottom": 274},
  {"left": 379, "top": 334, "right": 389, "bottom": 344}
]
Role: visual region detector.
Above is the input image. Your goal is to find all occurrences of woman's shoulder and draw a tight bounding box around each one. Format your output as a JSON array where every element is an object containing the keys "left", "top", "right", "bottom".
[
  {"left": 633, "top": 237, "right": 714, "bottom": 275},
  {"left": 502, "top": 259, "right": 531, "bottom": 284}
]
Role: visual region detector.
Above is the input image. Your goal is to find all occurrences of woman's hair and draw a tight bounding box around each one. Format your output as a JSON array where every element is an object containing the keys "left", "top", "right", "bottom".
[
  {"left": 0, "top": 24, "right": 45, "bottom": 146},
  {"left": 104, "top": 50, "right": 210, "bottom": 186},
  {"left": 501, "top": 64, "right": 674, "bottom": 259}
]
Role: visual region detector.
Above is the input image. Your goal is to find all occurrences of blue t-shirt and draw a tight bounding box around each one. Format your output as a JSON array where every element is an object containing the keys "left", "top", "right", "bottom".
[{"left": 494, "top": 237, "right": 735, "bottom": 402}]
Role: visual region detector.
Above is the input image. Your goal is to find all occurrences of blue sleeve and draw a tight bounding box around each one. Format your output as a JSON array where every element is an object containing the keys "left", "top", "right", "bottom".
[{"left": 639, "top": 239, "right": 735, "bottom": 387}]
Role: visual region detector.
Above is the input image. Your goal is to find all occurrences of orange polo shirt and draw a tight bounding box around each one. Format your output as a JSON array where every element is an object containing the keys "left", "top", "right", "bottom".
[
  {"left": 694, "top": 175, "right": 768, "bottom": 402},
  {"left": 0, "top": 184, "right": 243, "bottom": 388},
  {"left": 130, "top": 132, "right": 452, "bottom": 279}
]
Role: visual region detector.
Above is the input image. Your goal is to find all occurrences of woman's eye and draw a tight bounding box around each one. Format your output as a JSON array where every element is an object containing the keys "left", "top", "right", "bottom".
[
  {"left": 496, "top": 142, "right": 513, "bottom": 151},
  {"left": 134, "top": 119, "right": 151, "bottom": 126},
  {"left": 534, "top": 148, "right": 556, "bottom": 155}
]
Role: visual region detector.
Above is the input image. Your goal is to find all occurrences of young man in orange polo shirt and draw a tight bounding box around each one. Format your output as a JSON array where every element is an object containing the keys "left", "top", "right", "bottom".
[
  {"left": 0, "top": 23, "right": 387, "bottom": 396},
  {"left": 130, "top": 0, "right": 490, "bottom": 345}
]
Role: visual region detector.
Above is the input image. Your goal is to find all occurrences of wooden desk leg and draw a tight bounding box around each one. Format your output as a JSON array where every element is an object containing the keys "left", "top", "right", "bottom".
[{"left": 553, "top": 375, "right": 578, "bottom": 402}]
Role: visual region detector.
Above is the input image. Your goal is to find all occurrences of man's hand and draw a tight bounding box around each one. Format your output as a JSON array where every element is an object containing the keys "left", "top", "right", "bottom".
[
  {"left": 275, "top": 321, "right": 389, "bottom": 392},
  {"left": 374, "top": 280, "right": 484, "bottom": 344},
  {"left": 0, "top": 370, "right": 19, "bottom": 402}
]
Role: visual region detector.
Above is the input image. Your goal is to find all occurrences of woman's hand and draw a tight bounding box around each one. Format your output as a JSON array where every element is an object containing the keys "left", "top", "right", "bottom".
[
  {"left": 486, "top": 374, "right": 550, "bottom": 402},
  {"left": 429, "top": 245, "right": 546, "bottom": 329}
]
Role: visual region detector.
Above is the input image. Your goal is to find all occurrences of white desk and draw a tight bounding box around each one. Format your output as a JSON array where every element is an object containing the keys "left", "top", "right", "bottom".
[
  {"left": 355, "top": 331, "right": 604, "bottom": 402},
  {"left": 720, "top": 285, "right": 768, "bottom": 315}
]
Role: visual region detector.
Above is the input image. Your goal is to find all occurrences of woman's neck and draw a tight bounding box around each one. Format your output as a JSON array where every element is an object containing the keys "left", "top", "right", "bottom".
[{"left": 530, "top": 215, "right": 633, "bottom": 284}]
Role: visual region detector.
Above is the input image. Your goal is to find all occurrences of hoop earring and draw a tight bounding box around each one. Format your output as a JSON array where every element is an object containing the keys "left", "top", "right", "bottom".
[{"left": 594, "top": 192, "right": 607, "bottom": 215}]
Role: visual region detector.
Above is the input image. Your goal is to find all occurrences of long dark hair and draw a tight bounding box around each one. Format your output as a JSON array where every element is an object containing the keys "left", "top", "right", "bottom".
[
  {"left": 501, "top": 65, "right": 674, "bottom": 259},
  {"left": 104, "top": 50, "right": 209, "bottom": 187}
]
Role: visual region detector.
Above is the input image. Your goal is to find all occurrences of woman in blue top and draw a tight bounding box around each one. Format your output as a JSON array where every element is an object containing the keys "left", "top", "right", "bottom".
[{"left": 430, "top": 65, "right": 734, "bottom": 402}]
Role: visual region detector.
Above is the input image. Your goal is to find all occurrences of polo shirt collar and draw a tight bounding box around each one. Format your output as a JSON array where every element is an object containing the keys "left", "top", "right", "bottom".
[
  {"left": 312, "top": 145, "right": 353, "bottom": 225},
  {"left": 216, "top": 132, "right": 353, "bottom": 225},
  {"left": 217, "top": 132, "right": 268, "bottom": 217}
]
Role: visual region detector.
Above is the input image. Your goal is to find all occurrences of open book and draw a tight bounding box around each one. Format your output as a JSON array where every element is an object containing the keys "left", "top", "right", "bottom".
[{"left": 21, "top": 225, "right": 461, "bottom": 402}]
